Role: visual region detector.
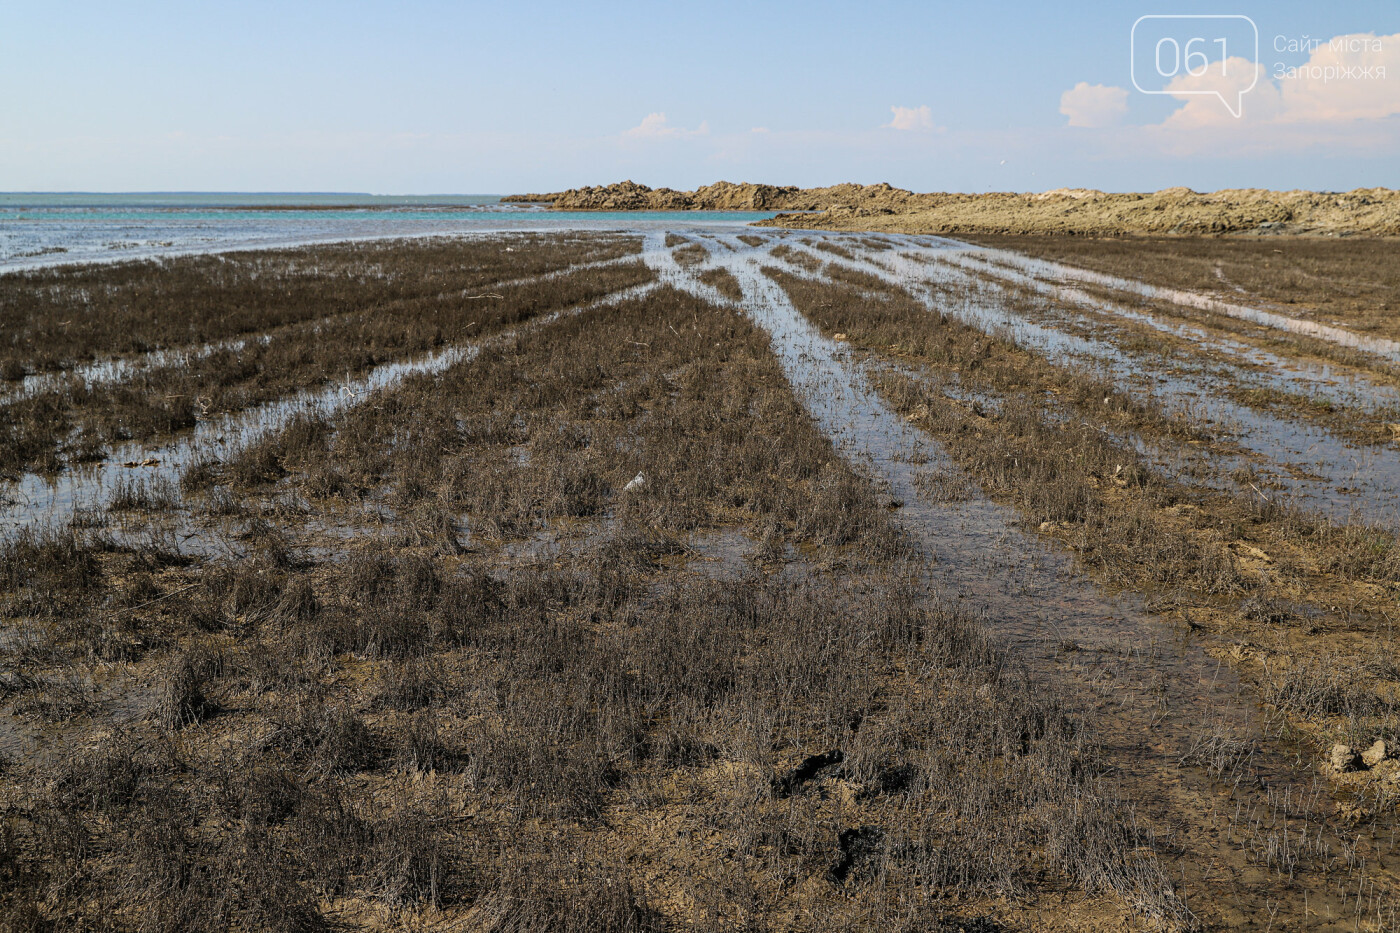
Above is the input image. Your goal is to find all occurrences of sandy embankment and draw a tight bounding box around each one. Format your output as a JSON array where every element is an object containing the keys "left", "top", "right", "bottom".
[{"left": 505, "top": 180, "right": 1400, "bottom": 236}]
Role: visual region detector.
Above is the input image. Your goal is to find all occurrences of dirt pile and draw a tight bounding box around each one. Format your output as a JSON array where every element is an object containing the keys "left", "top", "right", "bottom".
[
  {"left": 503, "top": 180, "right": 919, "bottom": 213},
  {"left": 506, "top": 182, "right": 1400, "bottom": 236},
  {"left": 781, "top": 186, "right": 1400, "bottom": 236}
]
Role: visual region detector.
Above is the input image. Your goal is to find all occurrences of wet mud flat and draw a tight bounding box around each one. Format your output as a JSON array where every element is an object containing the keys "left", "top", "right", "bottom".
[{"left": 2, "top": 229, "right": 1400, "bottom": 931}]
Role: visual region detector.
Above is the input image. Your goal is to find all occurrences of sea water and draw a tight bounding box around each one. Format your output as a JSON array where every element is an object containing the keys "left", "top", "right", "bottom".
[{"left": 0, "top": 193, "right": 778, "bottom": 270}]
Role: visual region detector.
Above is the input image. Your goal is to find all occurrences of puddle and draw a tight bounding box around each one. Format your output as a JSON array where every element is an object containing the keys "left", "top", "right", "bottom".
[{"left": 685, "top": 526, "right": 754, "bottom": 581}]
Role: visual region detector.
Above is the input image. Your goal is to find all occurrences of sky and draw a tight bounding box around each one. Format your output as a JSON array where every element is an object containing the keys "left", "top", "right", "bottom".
[{"left": 1, "top": 0, "right": 1398, "bottom": 194}]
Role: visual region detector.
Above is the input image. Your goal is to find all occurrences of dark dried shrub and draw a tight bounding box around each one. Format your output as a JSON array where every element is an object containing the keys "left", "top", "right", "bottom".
[
  {"left": 150, "top": 645, "right": 223, "bottom": 729},
  {"left": 0, "top": 823, "right": 49, "bottom": 933},
  {"left": 435, "top": 565, "right": 508, "bottom": 644},
  {"left": 108, "top": 787, "right": 327, "bottom": 933},
  {"left": 1240, "top": 596, "right": 1300, "bottom": 626},
  {"left": 393, "top": 710, "right": 456, "bottom": 773},
  {"left": 359, "top": 806, "right": 450, "bottom": 909},
  {"left": 0, "top": 526, "right": 102, "bottom": 618},
  {"left": 66, "top": 428, "right": 107, "bottom": 464},
  {"left": 226, "top": 436, "right": 288, "bottom": 488},
  {"left": 49, "top": 731, "right": 176, "bottom": 813},
  {"left": 272, "top": 701, "right": 379, "bottom": 773},
  {"left": 342, "top": 551, "right": 441, "bottom": 610},
  {"left": 375, "top": 656, "right": 444, "bottom": 711},
  {"left": 205, "top": 486, "right": 248, "bottom": 517},
  {"left": 109, "top": 475, "right": 179, "bottom": 512},
  {"left": 287, "top": 787, "right": 369, "bottom": 898},
  {"left": 271, "top": 577, "right": 321, "bottom": 627},
  {"left": 241, "top": 519, "right": 296, "bottom": 569},
  {"left": 799, "top": 462, "right": 902, "bottom": 556},
  {"left": 397, "top": 504, "right": 467, "bottom": 554},
  {"left": 493, "top": 868, "right": 666, "bottom": 933},
  {"left": 301, "top": 462, "right": 352, "bottom": 500},
  {"left": 229, "top": 767, "right": 305, "bottom": 827},
  {"left": 1264, "top": 659, "right": 1396, "bottom": 721},
  {"left": 233, "top": 641, "right": 319, "bottom": 695},
  {"left": 350, "top": 609, "right": 428, "bottom": 659},
  {"left": 1327, "top": 525, "right": 1400, "bottom": 580},
  {"left": 118, "top": 572, "right": 163, "bottom": 608},
  {"left": 87, "top": 620, "right": 149, "bottom": 662},
  {"left": 180, "top": 454, "right": 222, "bottom": 493},
  {"left": 225, "top": 562, "right": 286, "bottom": 622}
]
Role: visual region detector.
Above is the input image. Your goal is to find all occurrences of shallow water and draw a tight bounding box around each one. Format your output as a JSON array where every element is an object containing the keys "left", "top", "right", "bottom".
[
  {"left": 7, "top": 220, "right": 1397, "bottom": 532},
  {"left": 936, "top": 248, "right": 1400, "bottom": 415},
  {"left": 1, "top": 334, "right": 269, "bottom": 403},
  {"left": 970, "top": 245, "right": 1400, "bottom": 364},
  {"left": 787, "top": 237, "right": 1400, "bottom": 528}
]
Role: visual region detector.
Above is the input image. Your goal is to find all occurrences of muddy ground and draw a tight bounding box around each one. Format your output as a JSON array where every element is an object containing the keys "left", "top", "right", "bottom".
[{"left": 3, "top": 228, "right": 1400, "bottom": 931}]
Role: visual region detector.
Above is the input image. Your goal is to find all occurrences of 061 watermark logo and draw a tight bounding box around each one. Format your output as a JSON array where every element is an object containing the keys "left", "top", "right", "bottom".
[{"left": 1131, "top": 15, "right": 1259, "bottom": 117}]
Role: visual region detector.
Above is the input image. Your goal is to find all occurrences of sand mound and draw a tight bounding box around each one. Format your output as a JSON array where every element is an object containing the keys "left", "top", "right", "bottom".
[
  {"left": 504, "top": 180, "right": 918, "bottom": 213},
  {"left": 506, "top": 182, "right": 1400, "bottom": 236}
]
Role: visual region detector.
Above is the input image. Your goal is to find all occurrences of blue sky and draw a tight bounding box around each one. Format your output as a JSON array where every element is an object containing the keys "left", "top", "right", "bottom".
[{"left": 2, "top": 0, "right": 1397, "bottom": 193}]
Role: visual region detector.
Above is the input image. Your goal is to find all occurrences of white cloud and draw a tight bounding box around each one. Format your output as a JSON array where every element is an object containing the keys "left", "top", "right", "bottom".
[
  {"left": 883, "top": 105, "right": 935, "bottom": 131},
  {"left": 1055, "top": 32, "right": 1400, "bottom": 158},
  {"left": 1277, "top": 33, "right": 1400, "bottom": 122},
  {"left": 1059, "top": 82, "right": 1129, "bottom": 128},
  {"left": 622, "top": 112, "right": 709, "bottom": 140},
  {"left": 1159, "top": 58, "right": 1280, "bottom": 128},
  {"left": 1157, "top": 32, "right": 1399, "bottom": 129}
]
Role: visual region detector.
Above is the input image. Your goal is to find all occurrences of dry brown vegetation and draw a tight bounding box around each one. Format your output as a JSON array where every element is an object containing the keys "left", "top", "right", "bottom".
[
  {"left": 696, "top": 267, "right": 743, "bottom": 302},
  {"left": 0, "top": 234, "right": 640, "bottom": 376},
  {"left": 8, "top": 227, "right": 1400, "bottom": 930},
  {"left": 672, "top": 242, "right": 709, "bottom": 267},
  {"left": 0, "top": 248, "right": 1193, "bottom": 931}
]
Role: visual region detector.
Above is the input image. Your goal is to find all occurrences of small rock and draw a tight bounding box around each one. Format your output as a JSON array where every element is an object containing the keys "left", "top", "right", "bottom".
[
  {"left": 1331, "top": 743, "right": 1360, "bottom": 773},
  {"left": 622, "top": 472, "right": 645, "bottom": 493},
  {"left": 1362, "top": 739, "right": 1389, "bottom": 768}
]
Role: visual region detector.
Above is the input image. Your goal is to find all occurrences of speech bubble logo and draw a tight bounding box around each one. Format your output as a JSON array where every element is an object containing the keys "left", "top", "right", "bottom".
[{"left": 1131, "top": 14, "right": 1259, "bottom": 118}]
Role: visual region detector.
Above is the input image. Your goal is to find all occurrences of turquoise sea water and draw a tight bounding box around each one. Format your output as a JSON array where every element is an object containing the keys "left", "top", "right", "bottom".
[{"left": 0, "top": 194, "right": 779, "bottom": 269}]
